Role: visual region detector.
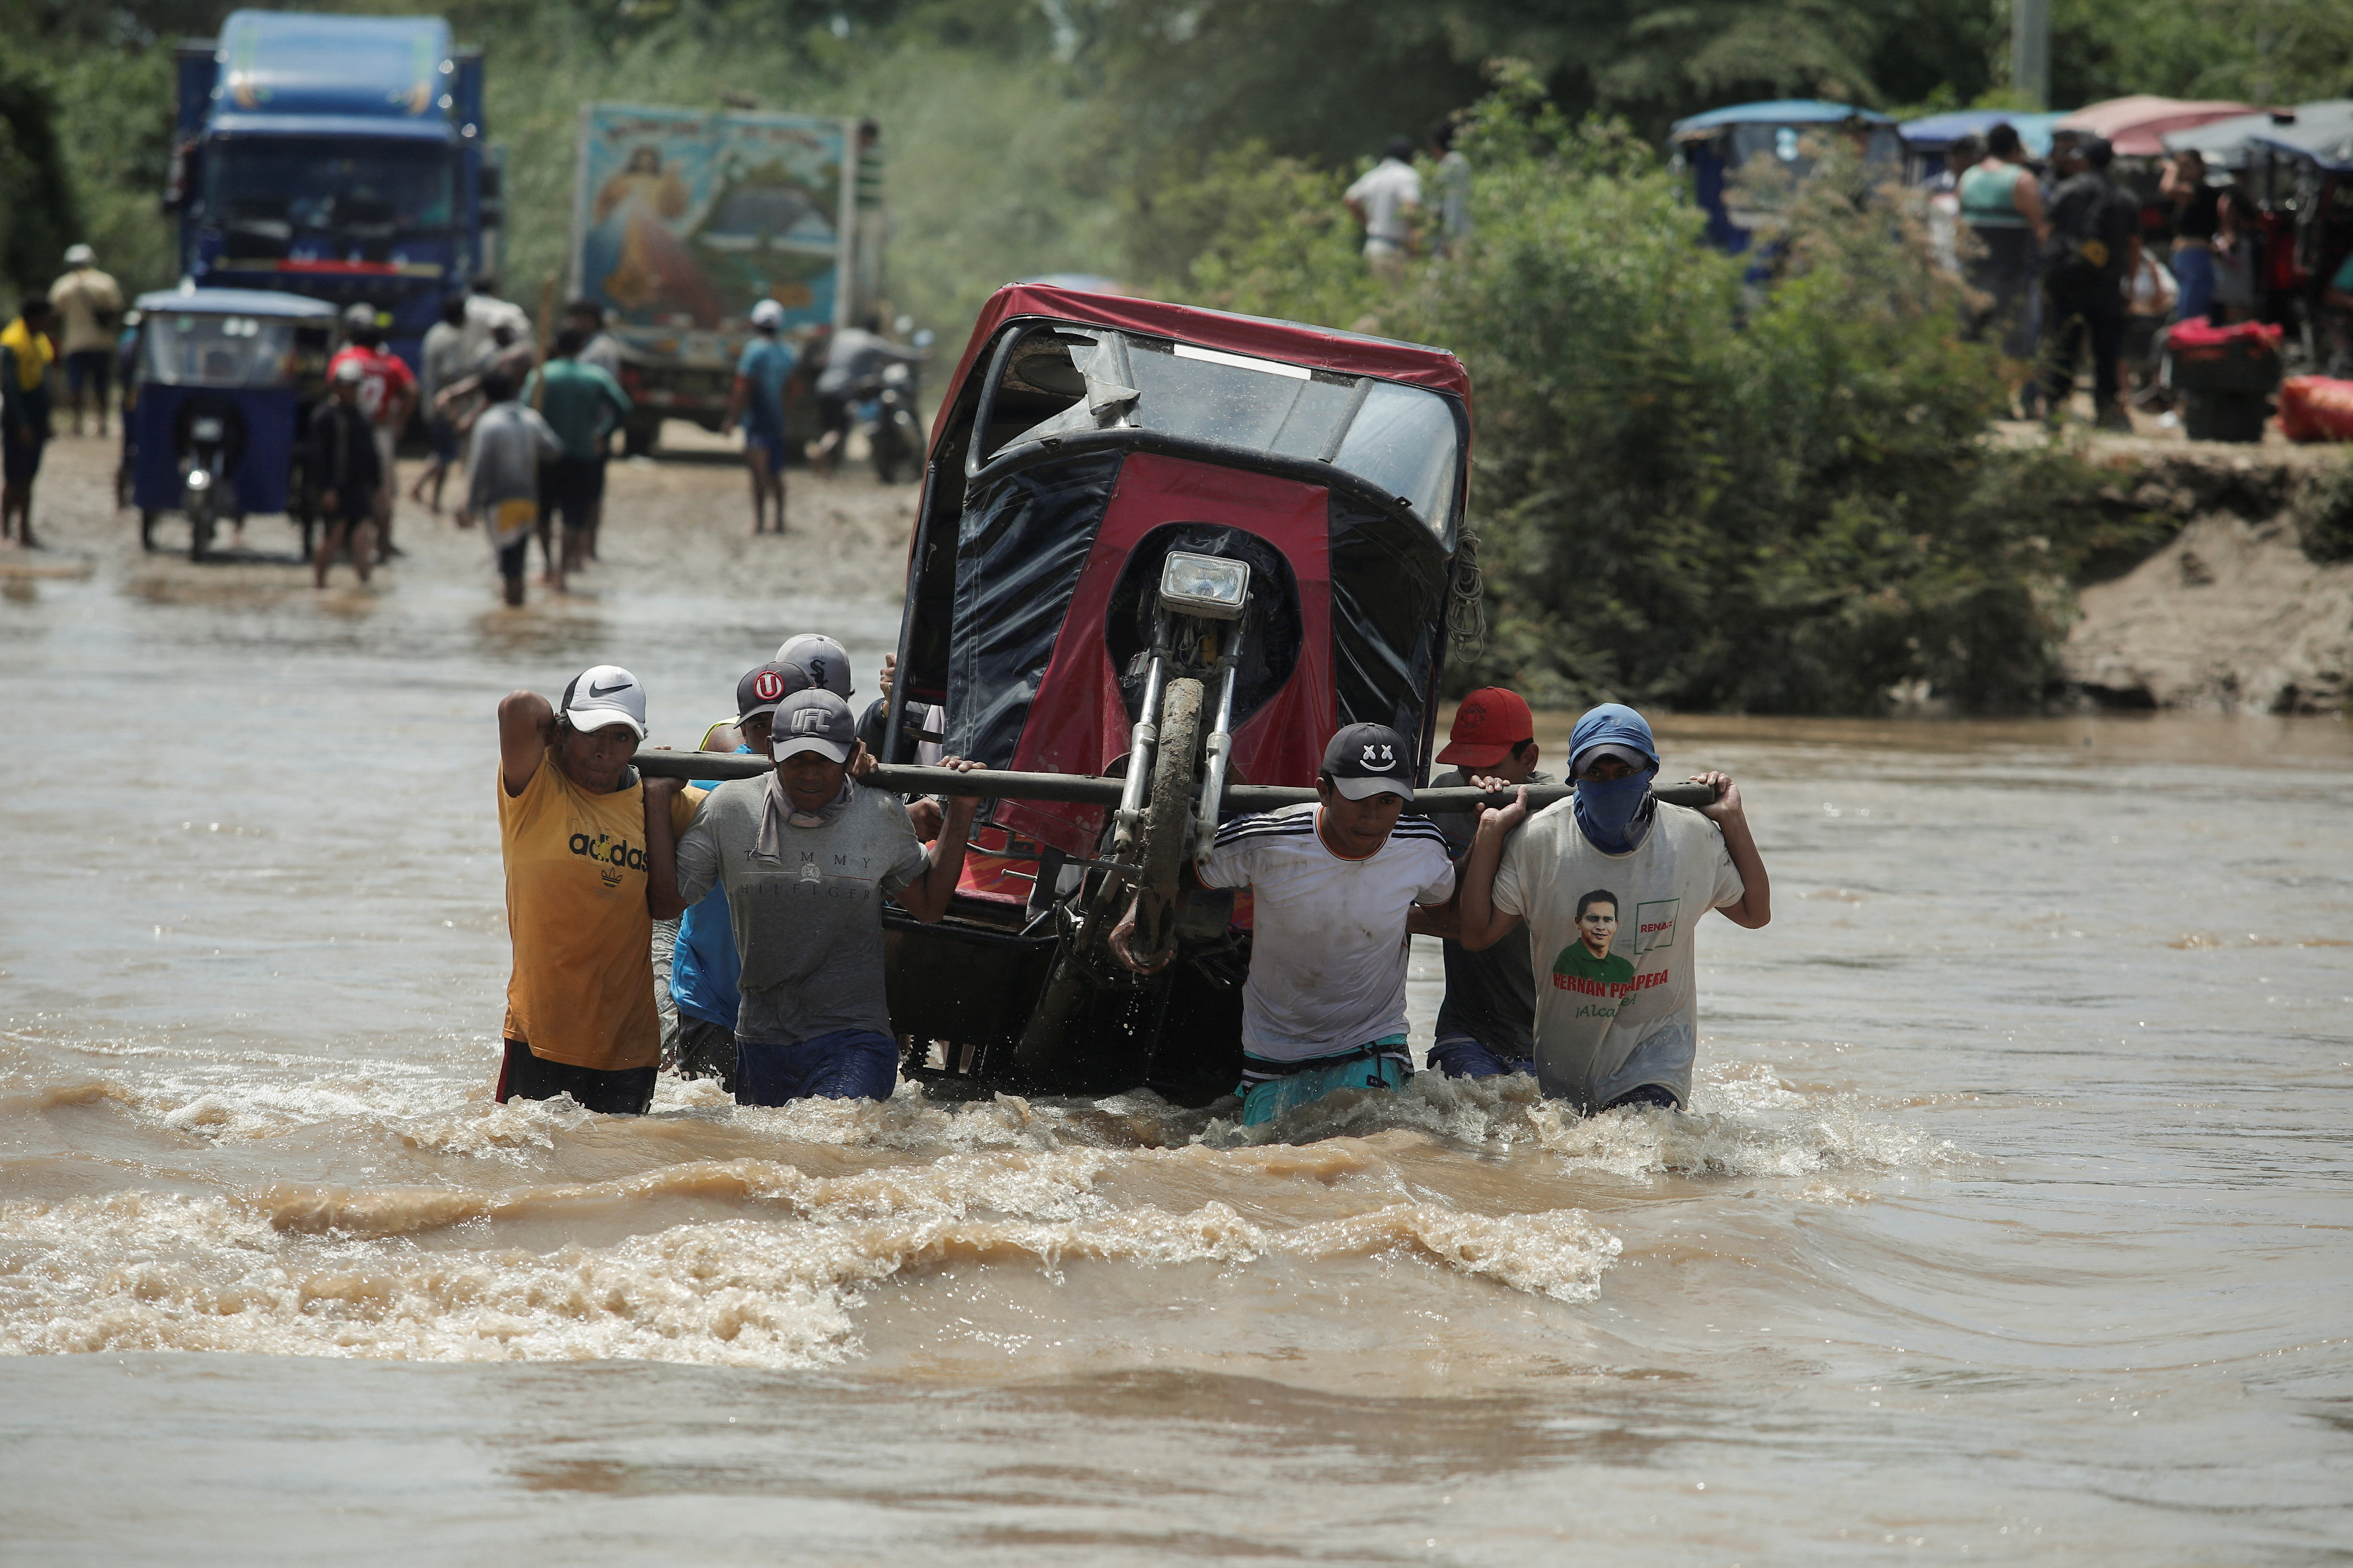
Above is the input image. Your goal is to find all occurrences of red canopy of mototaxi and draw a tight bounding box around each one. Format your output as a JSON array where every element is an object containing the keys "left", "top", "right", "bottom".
[
  {"left": 2056, "top": 97, "right": 2260, "bottom": 157},
  {"left": 928, "top": 283, "right": 1473, "bottom": 458}
]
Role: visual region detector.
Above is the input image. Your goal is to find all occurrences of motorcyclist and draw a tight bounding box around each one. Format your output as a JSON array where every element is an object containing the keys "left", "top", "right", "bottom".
[{"left": 810, "top": 315, "right": 924, "bottom": 474}]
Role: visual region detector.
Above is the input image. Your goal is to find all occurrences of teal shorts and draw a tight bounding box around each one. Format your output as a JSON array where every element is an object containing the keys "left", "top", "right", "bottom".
[{"left": 1238, "top": 1038, "right": 1410, "bottom": 1127}]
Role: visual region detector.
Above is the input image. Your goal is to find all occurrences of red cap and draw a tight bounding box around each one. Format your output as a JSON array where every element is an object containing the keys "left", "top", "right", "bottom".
[{"left": 1436, "top": 688, "right": 1533, "bottom": 768}]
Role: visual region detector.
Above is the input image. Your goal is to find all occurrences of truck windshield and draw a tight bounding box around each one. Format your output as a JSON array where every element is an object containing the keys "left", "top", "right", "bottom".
[
  {"left": 206, "top": 140, "right": 455, "bottom": 235},
  {"left": 988, "top": 327, "right": 1462, "bottom": 538},
  {"left": 141, "top": 313, "right": 301, "bottom": 388}
]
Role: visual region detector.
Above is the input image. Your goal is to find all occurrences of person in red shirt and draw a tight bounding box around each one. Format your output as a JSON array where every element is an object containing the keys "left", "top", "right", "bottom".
[{"left": 325, "top": 304, "right": 417, "bottom": 564}]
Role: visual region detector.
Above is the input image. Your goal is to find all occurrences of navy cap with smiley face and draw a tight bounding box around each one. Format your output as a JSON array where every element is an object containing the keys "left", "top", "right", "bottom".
[{"left": 1320, "top": 722, "right": 1415, "bottom": 801}]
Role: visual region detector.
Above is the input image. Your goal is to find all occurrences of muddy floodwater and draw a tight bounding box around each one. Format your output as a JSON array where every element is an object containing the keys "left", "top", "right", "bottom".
[{"left": 3, "top": 436, "right": 2351, "bottom": 1563}]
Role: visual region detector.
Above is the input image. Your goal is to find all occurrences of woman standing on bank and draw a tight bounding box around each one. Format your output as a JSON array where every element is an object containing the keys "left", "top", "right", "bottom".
[{"left": 1960, "top": 123, "right": 2050, "bottom": 417}]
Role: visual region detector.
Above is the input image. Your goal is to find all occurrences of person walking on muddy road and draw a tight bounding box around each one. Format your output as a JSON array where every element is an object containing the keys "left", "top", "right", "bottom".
[
  {"left": 308, "top": 360, "right": 381, "bottom": 588},
  {"left": 1453, "top": 703, "right": 1771, "bottom": 1114},
  {"left": 521, "top": 329, "right": 631, "bottom": 590},
  {"left": 2, "top": 296, "right": 59, "bottom": 551},
  {"left": 409, "top": 296, "right": 470, "bottom": 516},
  {"left": 457, "top": 370, "right": 560, "bottom": 608},
  {"left": 326, "top": 304, "right": 417, "bottom": 561},
  {"left": 496, "top": 665, "right": 702, "bottom": 1116},
  {"left": 723, "top": 298, "right": 795, "bottom": 536},
  {"left": 48, "top": 245, "right": 123, "bottom": 438}
]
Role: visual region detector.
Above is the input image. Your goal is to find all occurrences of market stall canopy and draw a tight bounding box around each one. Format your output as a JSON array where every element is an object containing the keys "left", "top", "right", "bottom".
[
  {"left": 1899, "top": 109, "right": 2069, "bottom": 157},
  {"left": 2056, "top": 96, "right": 2258, "bottom": 156},
  {"left": 1669, "top": 99, "right": 1895, "bottom": 141},
  {"left": 2162, "top": 107, "right": 2307, "bottom": 166},
  {"left": 2245, "top": 100, "right": 2353, "bottom": 172}
]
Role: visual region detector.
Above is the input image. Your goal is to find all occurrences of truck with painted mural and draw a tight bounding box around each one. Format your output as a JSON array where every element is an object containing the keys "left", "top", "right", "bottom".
[
  {"left": 165, "top": 9, "right": 500, "bottom": 371},
  {"left": 566, "top": 104, "right": 883, "bottom": 456}
]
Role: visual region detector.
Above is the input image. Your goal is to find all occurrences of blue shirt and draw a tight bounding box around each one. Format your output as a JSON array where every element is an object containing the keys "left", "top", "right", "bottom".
[
  {"left": 736, "top": 336, "right": 794, "bottom": 437},
  {"left": 670, "top": 755, "right": 747, "bottom": 1029}
]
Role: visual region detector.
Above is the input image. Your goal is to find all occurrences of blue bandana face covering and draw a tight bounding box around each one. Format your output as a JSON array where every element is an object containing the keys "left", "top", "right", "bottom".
[{"left": 1568, "top": 703, "right": 1661, "bottom": 854}]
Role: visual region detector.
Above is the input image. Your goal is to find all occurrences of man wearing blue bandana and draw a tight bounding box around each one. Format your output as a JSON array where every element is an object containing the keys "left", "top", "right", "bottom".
[{"left": 1453, "top": 704, "right": 1771, "bottom": 1112}]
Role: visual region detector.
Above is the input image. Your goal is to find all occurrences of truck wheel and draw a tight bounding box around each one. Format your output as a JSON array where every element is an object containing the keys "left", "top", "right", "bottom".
[
  {"left": 1125, "top": 677, "right": 1203, "bottom": 970},
  {"left": 623, "top": 417, "right": 660, "bottom": 458}
]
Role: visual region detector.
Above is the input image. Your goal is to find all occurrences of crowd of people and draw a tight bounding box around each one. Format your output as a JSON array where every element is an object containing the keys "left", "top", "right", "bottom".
[
  {"left": 495, "top": 651, "right": 1771, "bottom": 1131},
  {"left": 1942, "top": 127, "right": 2274, "bottom": 427}
]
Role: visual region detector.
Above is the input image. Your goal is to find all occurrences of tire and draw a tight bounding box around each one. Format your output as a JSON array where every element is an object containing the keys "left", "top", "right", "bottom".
[
  {"left": 623, "top": 417, "right": 660, "bottom": 458},
  {"left": 1125, "top": 676, "right": 1203, "bottom": 969},
  {"left": 298, "top": 518, "right": 317, "bottom": 564},
  {"left": 138, "top": 509, "right": 159, "bottom": 552},
  {"left": 188, "top": 503, "right": 213, "bottom": 564}
]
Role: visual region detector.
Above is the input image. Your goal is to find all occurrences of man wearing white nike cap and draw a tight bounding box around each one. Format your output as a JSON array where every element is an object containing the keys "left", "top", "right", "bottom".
[
  {"left": 494, "top": 665, "right": 703, "bottom": 1113},
  {"left": 668, "top": 688, "right": 985, "bottom": 1103}
]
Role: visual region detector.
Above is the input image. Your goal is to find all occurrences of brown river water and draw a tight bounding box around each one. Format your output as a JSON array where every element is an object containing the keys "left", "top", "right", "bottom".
[{"left": 3, "top": 438, "right": 2351, "bottom": 1563}]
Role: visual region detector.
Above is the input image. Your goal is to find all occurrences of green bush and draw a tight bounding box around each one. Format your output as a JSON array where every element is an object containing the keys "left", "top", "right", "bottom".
[{"left": 1183, "top": 69, "right": 2116, "bottom": 714}]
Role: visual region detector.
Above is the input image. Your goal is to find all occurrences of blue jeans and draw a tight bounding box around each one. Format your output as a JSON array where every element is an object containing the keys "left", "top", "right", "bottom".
[
  {"left": 734, "top": 1028, "right": 898, "bottom": 1106},
  {"left": 1427, "top": 1030, "right": 1535, "bottom": 1080},
  {"left": 2173, "top": 244, "right": 2215, "bottom": 325}
]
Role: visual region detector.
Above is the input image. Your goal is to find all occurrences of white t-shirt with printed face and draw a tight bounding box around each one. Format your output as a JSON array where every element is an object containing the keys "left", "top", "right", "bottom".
[
  {"left": 1491, "top": 802, "right": 1745, "bottom": 1111},
  {"left": 1198, "top": 802, "right": 1455, "bottom": 1061}
]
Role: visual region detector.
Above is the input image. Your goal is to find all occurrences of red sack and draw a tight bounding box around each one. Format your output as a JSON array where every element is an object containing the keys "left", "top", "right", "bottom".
[{"left": 2277, "top": 376, "right": 2353, "bottom": 443}]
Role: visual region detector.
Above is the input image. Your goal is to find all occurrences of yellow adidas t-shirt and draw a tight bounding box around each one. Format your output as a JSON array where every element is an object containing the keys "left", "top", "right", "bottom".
[{"left": 498, "top": 747, "right": 703, "bottom": 1071}]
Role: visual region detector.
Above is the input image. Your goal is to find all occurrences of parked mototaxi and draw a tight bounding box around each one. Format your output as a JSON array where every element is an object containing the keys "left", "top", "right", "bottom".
[
  {"left": 872, "top": 283, "right": 1475, "bottom": 1103},
  {"left": 1667, "top": 100, "right": 1903, "bottom": 254},
  {"left": 127, "top": 287, "right": 335, "bottom": 561}
]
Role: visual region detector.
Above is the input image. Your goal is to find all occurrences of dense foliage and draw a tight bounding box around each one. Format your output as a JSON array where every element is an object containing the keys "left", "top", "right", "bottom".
[{"left": 1190, "top": 74, "right": 2120, "bottom": 712}]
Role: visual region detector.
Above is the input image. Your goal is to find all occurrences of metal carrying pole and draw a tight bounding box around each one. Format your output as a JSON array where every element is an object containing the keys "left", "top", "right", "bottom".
[{"left": 633, "top": 751, "right": 1720, "bottom": 813}]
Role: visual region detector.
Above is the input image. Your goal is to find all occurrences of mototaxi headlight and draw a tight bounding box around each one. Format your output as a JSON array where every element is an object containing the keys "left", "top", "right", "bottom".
[
  {"left": 184, "top": 468, "right": 212, "bottom": 491},
  {"left": 1158, "top": 551, "right": 1250, "bottom": 620}
]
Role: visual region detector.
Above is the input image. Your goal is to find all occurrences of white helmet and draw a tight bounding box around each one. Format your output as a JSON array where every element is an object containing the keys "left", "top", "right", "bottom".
[{"left": 749, "top": 298, "right": 786, "bottom": 330}]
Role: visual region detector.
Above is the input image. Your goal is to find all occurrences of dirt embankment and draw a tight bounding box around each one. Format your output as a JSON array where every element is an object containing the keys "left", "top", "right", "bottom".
[{"left": 2062, "top": 441, "right": 2353, "bottom": 716}]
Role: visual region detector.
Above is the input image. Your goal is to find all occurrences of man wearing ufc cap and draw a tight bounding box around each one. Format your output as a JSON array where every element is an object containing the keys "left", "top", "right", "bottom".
[
  {"left": 668, "top": 689, "right": 986, "bottom": 1104},
  {"left": 1114, "top": 721, "right": 1455, "bottom": 1129},
  {"left": 1424, "top": 688, "right": 1555, "bottom": 1080},
  {"left": 495, "top": 665, "right": 703, "bottom": 1114}
]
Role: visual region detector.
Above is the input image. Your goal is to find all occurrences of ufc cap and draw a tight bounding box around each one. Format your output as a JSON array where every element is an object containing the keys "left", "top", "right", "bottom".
[
  {"left": 771, "top": 689, "right": 856, "bottom": 764},
  {"left": 1320, "top": 722, "right": 1415, "bottom": 801},
  {"left": 559, "top": 664, "right": 647, "bottom": 739}
]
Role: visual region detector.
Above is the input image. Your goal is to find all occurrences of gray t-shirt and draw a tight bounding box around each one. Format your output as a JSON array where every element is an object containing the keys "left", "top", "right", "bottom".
[
  {"left": 675, "top": 778, "right": 928, "bottom": 1044},
  {"left": 1425, "top": 766, "right": 1555, "bottom": 1056}
]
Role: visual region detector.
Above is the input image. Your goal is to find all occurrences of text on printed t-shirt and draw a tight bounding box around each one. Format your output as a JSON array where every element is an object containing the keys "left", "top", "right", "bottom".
[
  {"left": 567, "top": 827, "right": 646, "bottom": 889},
  {"left": 1553, "top": 967, "right": 1671, "bottom": 1000}
]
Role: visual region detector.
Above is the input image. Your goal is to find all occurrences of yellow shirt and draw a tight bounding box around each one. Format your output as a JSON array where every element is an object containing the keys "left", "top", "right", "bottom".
[{"left": 498, "top": 748, "right": 703, "bottom": 1071}]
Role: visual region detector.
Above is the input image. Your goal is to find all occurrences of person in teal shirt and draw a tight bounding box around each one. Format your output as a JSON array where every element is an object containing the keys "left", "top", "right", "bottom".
[
  {"left": 724, "top": 299, "right": 796, "bottom": 536},
  {"left": 521, "top": 329, "right": 630, "bottom": 589}
]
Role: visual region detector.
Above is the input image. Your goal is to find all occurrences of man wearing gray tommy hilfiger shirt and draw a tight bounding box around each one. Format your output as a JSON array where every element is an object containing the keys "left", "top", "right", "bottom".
[{"left": 668, "top": 689, "right": 984, "bottom": 1104}]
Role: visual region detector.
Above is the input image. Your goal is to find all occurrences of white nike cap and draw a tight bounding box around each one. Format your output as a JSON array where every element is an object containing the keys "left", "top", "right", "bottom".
[
  {"left": 774, "top": 633, "right": 853, "bottom": 698},
  {"left": 559, "top": 664, "right": 647, "bottom": 739}
]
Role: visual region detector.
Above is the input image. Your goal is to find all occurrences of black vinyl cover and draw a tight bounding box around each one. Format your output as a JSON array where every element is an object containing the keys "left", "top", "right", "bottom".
[
  {"left": 945, "top": 450, "right": 1125, "bottom": 769},
  {"left": 1329, "top": 491, "right": 1449, "bottom": 749}
]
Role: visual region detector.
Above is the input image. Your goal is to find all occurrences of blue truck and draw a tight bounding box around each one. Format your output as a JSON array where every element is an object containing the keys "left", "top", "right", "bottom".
[{"left": 165, "top": 9, "right": 500, "bottom": 371}]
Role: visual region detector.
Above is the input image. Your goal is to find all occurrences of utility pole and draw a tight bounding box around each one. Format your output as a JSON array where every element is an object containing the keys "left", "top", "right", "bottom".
[{"left": 2012, "top": 0, "right": 2051, "bottom": 110}]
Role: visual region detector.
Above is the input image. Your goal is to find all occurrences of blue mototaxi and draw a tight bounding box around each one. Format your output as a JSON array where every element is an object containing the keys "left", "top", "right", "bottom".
[
  {"left": 128, "top": 287, "right": 337, "bottom": 561},
  {"left": 1667, "top": 99, "right": 1903, "bottom": 255}
]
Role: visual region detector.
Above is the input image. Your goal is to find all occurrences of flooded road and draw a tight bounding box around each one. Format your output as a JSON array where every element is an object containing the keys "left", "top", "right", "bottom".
[{"left": 4, "top": 436, "right": 2352, "bottom": 1562}]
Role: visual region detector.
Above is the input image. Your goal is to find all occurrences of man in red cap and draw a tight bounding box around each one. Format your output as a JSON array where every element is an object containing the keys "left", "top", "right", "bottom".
[{"left": 1424, "top": 688, "right": 1554, "bottom": 1079}]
